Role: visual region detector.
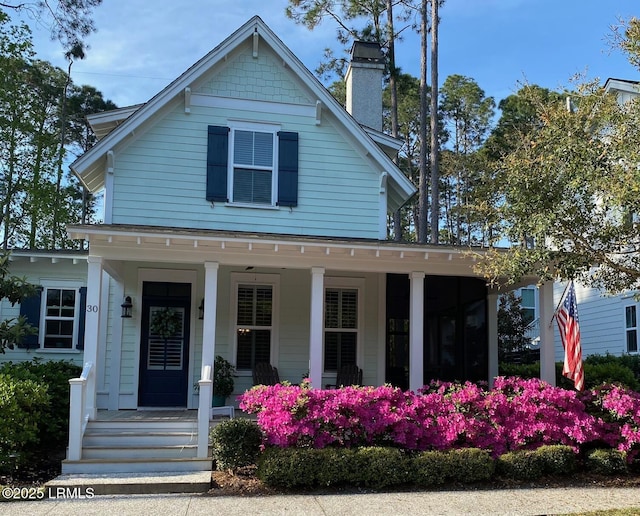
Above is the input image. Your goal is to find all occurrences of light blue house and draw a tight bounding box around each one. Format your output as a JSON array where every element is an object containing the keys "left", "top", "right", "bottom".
[{"left": 6, "top": 17, "right": 556, "bottom": 475}]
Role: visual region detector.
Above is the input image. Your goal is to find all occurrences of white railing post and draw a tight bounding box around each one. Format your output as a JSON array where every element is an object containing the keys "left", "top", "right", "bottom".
[
  {"left": 67, "top": 362, "right": 93, "bottom": 461},
  {"left": 197, "top": 365, "right": 213, "bottom": 458}
]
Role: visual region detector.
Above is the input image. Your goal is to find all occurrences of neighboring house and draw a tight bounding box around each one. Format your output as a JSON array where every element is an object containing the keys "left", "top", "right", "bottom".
[
  {"left": 0, "top": 250, "right": 87, "bottom": 365},
  {"left": 5, "top": 17, "right": 556, "bottom": 474}
]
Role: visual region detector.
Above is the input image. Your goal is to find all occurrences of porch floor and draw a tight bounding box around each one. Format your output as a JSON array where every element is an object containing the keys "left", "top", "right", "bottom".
[{"left": 95, "top": 409, "right": 198, "bottom": 422}]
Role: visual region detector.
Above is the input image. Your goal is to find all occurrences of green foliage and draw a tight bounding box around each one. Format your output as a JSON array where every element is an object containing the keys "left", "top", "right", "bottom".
[
  {"left": 585, "top": 449, "right": 628, "bottom": 476},
  {"left": 496, "top": 450, "right": 545, "bottom": 481},
  {"left": 0, "top": 373, "right": 49, "bottom": 473},
  {"left": 476, "top": 79, "right": 640, "bottom": 293},
  {"left": 352, "top": 447, "right": 410, "bottom": 488},
  {"left": 497, "top": 291, "right": 533, "bottom": 361},
  {"left": 257, "top": 446, "right": 411, "bottom": 489},
  {"left": 500, "top": 354, "right": 640, "bottom": 391},
  {"left": 213, "top": 355, "right": 235, "bottom": 397},
  {"left": 0, "top": 359, "right": 81, "bottom": 447},
  {"left": 535, "top": 445, "right": 576, "bottom": 475},
  {"left": 210, "top": 419, "right": 263, "bottom": 471},
  {"left": 413, "top": 448, "right": 494, "bottom": 486},
  {"left": 0, "top": 252, "right": 37, "bottom": 353}
]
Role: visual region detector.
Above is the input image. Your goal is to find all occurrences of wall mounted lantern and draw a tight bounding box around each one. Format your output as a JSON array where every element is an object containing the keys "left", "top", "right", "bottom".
[
  {"left": 198, "top": 298, "right": 205, "bottom": 320},
  {"left": 121, "top": 296, "right": 133, "bottom": 318}
]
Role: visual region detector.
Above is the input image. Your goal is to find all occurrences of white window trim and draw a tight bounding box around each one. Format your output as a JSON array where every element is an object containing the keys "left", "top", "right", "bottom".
[
  {"left": 624, "top": 303, "right": 639, "bottom": 354},
  {"left": 229, "top": 272, "right": 280, "bottom": 376},
  {"left": 226, "top": 120, "right": 281, "bottom": 208},
  {"left": 324, "top": 277, "right": 365, "bottom": 373},
  {"left": 38, "top": 280, "right": 82, "bottom": 352}
]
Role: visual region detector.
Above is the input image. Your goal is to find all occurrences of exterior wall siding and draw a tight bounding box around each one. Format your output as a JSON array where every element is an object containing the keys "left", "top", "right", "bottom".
[{"left": 110, "top": 45, "right": 382, "bottom": 239}]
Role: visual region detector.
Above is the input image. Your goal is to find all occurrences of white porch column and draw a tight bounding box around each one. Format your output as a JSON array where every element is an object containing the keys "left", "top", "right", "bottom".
[
  {"left": 108, "top": 278, "right": 124, "bottom": 410},
  {"left": 539, "top": 281, "right": 556, "bottom": 386},
  {"left": 202, "top": 262, "right": 219, "bottom": 386},
  {"left": 409, "top": 272, "right": 425, "bottom": 392},
  {"left": 84, "top": 256, "right": 104, "bottom": 420},
  {"left": 309, "top": 267, "right": 325, "bottom": 388},
  {"left": 487, "top": 291, "right": 499, "bottom": 388}
]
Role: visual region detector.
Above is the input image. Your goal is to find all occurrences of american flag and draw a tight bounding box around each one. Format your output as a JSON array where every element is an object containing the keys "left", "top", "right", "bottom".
[{"left": 556, "top": 281, "right": 584, "bottom": 391}]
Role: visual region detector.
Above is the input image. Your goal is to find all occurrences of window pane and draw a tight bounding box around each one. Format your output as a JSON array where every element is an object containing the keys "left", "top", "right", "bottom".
[
  {"left": 340, "top": 332, "right": 357, "bottom": 365},
  {"left": 325, "top": 290, "right": 339, "bottom": 328},
  {"left": 627, "top": 330, "right": 638, "bottom": 353},
  {"left": 521, "top": 288, "right": 535, "bottom": 308},
  {"left": 237, "top": 286, "right": 254, "bottom": 325},
  {"left": 523, "top": 308, "right": 535, "bottom": 326},
  {"left": 340, "top": 290, "right": 358, "bottom": 329},
  {"left": 254, "top": 330, "right": 271, "bottom": 364},
  {"left": 255, "top": 287, "right": 272, "bottom": 326},
  {"left": 46, "top": 289, "right": 62, "bottom": 316},
  {"left": 324, "top": 332, "right": 338, "bottom": 371},
  {"left": 234, "top": 130, "right": 254, "bottom": 165},
  {"left": 626, "top": 306, "right": 637, "bottom": 329},
  {"left": 233, "top": 168, "right": 272, "bottom": 204},
  {"left": 253, "top": 132, "right": 273, "bottom": 166},
  {"left": 236, "top": 329, "right": 271, "bottom": 370},
  {"left": 236, "top": 330, "right": 252, "bottom": 370}
]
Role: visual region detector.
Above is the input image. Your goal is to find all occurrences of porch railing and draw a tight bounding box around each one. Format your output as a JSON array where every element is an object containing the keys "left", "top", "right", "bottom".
[
  {"left": 67, "top": 362, "right": 94, "bottom": 461},
  {"left": 197, "top": 364, "right": 213, "bottom": 458}
]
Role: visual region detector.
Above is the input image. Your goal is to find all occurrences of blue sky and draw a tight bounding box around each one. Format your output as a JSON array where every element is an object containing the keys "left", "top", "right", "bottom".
[{"left": 21, "top": 0, "right": 640, "bottom": 113}]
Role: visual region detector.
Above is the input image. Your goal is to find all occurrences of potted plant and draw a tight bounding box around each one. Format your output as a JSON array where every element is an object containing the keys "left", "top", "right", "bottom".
[{"left": 212, "top": 355, "right": 235, "bottom": 407}]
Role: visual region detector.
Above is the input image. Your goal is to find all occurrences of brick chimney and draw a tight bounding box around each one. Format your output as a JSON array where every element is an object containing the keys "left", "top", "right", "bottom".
[{"left": 345, "top": 41, "right": 385, "bottom": 131}]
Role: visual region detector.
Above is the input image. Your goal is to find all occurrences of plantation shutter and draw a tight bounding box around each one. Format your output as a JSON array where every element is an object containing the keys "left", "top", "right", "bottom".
[
  {"left": 18, "top": 287, "right": 42, "bottom": 349},
  {"left": 277, "top": 131, "right": 298, "bottom": 207},
  {"left": 206, "top": 125, "right": 230, "bottom": 202},
  {"left": 76, "top": 286, "right": 87, "bottom": 350}
]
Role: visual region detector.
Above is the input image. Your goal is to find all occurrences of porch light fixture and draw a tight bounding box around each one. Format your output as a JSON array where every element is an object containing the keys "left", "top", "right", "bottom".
[
  {"left": 121, "top": 296, "right": 133, "bottom": 318},
  {"left": 198, "top": 298, "right": 204, "bottom": 320}
]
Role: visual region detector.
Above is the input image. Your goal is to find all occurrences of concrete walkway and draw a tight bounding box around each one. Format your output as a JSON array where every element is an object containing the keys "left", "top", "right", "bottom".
[{"left": 1, "top": 486, "right": 639, "bottom": 515}]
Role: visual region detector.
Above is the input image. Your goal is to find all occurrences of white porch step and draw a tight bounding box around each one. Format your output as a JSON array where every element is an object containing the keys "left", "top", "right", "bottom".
[
  {"left": 82, "top": 444, "right": 198, "bottom": 459},
  {"left": 83, "top": 431, "right": 197, "bottom": 447},
  {"left": 46, "top": 471, "right": 212, "bottom": 495},
  {"left": 61, "top": 416, "right": 211, "bottom": 475},
  {"left": 60, "top": 457, "right": 213, "bottom": 474}
]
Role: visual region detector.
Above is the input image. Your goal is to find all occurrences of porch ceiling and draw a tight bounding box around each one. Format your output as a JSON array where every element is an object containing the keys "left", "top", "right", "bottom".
[{"left": 67, "top": 224, "right": 531, "bottom": 283}]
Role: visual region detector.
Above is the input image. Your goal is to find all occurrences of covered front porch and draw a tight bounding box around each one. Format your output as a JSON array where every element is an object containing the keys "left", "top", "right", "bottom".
[{"left": 64, "top": 224, "right": 557, "bottom": 472}]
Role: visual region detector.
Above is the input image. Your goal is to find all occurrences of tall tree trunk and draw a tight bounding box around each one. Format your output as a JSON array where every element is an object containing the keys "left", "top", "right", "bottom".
[
  {"left": 417, "top": 0, "right": 429, "bottom": 243},
  {"left": 387, "top": 0, "right": 402, "bottom": 241},
  {"left": 429, "top": 0, "right": 440, "bottom": 244}
]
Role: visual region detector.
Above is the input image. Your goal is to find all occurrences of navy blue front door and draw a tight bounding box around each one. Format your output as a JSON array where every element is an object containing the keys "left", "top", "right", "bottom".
[{"left": 138, "top": 282, "right": 191, "bottom": 407}]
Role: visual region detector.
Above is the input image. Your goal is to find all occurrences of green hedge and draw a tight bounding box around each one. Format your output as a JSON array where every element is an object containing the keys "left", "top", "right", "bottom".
[
  {"left": 499, "top": 354, "right": 640, "bottom": 391},
  {"left": 256, "top": 444, "right": 617, "bottom": 489}
]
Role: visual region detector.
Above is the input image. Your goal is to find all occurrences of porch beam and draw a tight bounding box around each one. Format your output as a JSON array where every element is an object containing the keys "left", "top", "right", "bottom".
[
  {"left": 308, "top": 267, "right": 325, "bottom": 388},
  {"left": 539, "top": 281, "right": 556, "bottom": 385},
  {"left": 409, "top": 272, "right": 425, "bottom": 392}
]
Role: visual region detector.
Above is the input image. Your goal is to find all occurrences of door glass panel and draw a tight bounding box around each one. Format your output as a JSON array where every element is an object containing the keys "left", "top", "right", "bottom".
[{"left": 147, "top": 306, "right": 185, "bottom": 370}]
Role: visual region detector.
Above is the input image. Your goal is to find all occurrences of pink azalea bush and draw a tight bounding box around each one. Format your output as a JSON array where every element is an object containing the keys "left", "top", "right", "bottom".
[{"left": 238, "top": 377, "right": 640, "bottom": 459}]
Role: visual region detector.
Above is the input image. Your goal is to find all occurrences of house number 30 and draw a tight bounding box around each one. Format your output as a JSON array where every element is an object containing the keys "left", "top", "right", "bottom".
[{"left": 86, "top": 305, "right": 99, "bottom": 312}]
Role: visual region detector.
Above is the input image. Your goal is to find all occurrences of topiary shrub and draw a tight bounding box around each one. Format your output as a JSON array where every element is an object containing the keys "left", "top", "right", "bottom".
[
  {"left": 0, "top": 374, "right": 49, "bottom": 473},
  {"left": 447, "top": 448, "right": 495, "bottom": 483},
  {"left": 496, "top": 450, "right": 545, "bottom": 481},
  {"left": 535, "top": 445, "right": 576, "bottom": 475},
  {"left": 585, "top": 449, "right": 628, "bottom": 476},
  {"left": 210, "top": 418, "right": 263, "bottom": 470}
]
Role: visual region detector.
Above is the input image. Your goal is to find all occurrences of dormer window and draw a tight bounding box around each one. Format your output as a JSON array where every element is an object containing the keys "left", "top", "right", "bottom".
[{"left": 206, "top": 123, "right": 298, "bottom": 208}]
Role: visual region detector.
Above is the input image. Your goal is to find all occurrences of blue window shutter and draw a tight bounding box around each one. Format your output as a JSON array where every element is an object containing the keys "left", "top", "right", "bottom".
[
  {"left": 207, "top": 125, "right": 230, "bottom": 202},
  {"left": 76, "top": 286, "right": 87, "bottom": 350},
  {"left": 18, "top": 287, "right": 42, "bottom": 349},
  {"left": 277, "top": 131, "right": 298, "bottom": 207}
]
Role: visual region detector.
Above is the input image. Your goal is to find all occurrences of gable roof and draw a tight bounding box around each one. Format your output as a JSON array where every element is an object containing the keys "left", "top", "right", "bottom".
[{"left": 71, "top": 16, "right": 416, "bottom": 212}]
